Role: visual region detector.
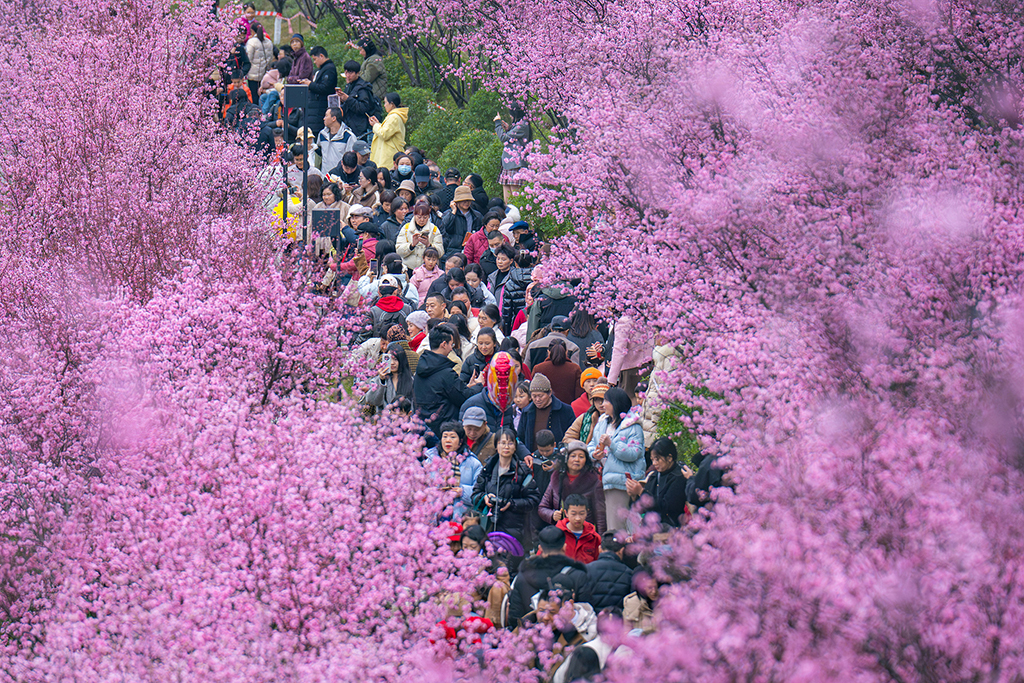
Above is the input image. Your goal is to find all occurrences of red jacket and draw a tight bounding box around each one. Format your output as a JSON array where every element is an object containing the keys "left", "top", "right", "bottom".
[
  {"left": 556, "top": 519, "right": 601, "bottom": 564},
  {"left": 464, "top": 229, "right": 508, "bottom": 265}
]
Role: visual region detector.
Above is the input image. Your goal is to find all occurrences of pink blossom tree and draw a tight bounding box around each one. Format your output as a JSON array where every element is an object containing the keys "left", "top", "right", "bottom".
[
  {"left": 0, "top": 0, "right": 537, "bottom": 679},
  {"left": 450, "top": 0, "right": 1024, "bottom": 679}
]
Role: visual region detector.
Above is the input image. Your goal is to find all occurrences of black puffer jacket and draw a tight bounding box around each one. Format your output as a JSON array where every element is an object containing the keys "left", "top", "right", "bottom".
[
  {"left": 413, "top": 350, "right": 478, "bottom": 437},
  {"left": 471, "top": 453, "right": 540, "bottom": 542},
  {"left": 507, "top": 553, "right": 592, "bottom": 629},
  {"left": 585, "top": 552, "right": 634, "bottom": 611},
  {"left": 489, "top": 266, "right": 532, "bottom": 335},
  {"left": 640, "top": 463, "right": 689, "bottom": 526}
]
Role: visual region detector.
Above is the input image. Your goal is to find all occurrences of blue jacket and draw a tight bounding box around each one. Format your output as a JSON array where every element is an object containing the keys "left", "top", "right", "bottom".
[
  {"left": 588, "top": 410, "right": 645, "bottom": 492},
  {"left": 424, "top": 447, "right": 482, "bottom": 517}
]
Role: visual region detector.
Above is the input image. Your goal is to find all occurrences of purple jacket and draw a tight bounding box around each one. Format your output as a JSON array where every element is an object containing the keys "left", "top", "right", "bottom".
[
  {"left": 288, "top": 48, "right": 314, "bottom": 83},
  {"left": 538, "top": 469, "right": 606, "bottom": 535}
]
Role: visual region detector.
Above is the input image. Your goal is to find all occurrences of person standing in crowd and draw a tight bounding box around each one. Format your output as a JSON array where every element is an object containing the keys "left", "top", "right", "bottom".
[
  {"left": 527, "top": 281, "right": 577, "bottom": 341},
  {"left": 555, "top": 494, "right": 601, "bottom": 564},
  {"left": 625, "top": 437, "right": 690, "bottom": 528},
  {"left": 589, "top": 387, "right": 645, "bottom": 532},
  {"left": 460, "top": 328, "right": 498, "bottom": 384},
  {"left": 360, "top": 341, "right": 414, "bottom": 413},
  {"left": 459, "top": 351, "right": 519, "bottom": 432},
  {"left": 566, "top": 310, "right": 606, "bottom": 370},
  {"left": 245, "top": 21, "right": 274, "bottom": 102},
  {"left": 397, "top": 204, "right": 444, "bottom": 270},
  {"left": 297, "top": 47, "right": 337, "bottom": 136},
  {"left": 368, "top": 93, "right": 408, "bottom": 168},
  {"left": 405, "top": 310, "right": 430, "bottom": 354},
  {"left": 287, "top": 34, "right": 313, "bottom": 83},
  {"left": 464, "top": 174, "right": 490, "bottom": 214},
  {"left": 425, "top": 421, "right": 481, "bottom": 518},
  {"left": 488, "top": 245, "right": 530, "bottom": 335},
  {"left": 348, "top": 38, "right": 388, "bottom": 101},
  {"left": 258, "top": 58, "right": 289, "bottom": 114},
  {"left": 317, "top": 107, "right": 357, "bottom": 172},
  {"left": 464, "top": 211, "right": 505, "bottom": 265},
  {"left": 462, "top": 406, "right": 497, "bottom": 462},
  {"left": 414, "top": 325, "right": 481, "bottom": 437},
  {"left": 479, "top": 231, "right": 506, "bottom": 279},
  {"left": 531, "top": 339, "right": 583, "bottom": 405},
  {"left": 539, "top": 440, "right": 606, "bottom": 535},
  {"left": 434, "top": 168, "right": 461, "bottom": 210},
  {"left": 571, "top": 368, "right": 604, "bottom": 416},
  {"left": 525, "top": 316, "right": 582, "bottom": 369},
  {"left": 565, "top": 379, "right": 609, "bottom": 447},
  {"left": 337, "top": 60, "right": 374, "bottom": 140},
  {"left": 413, "top": 164, "right": 443, "bottom": 199},
  {"left": 584, "top": 533, "right": 634, "bottom": 612},
  {"left": 506, "top": 525, "right": 591, "bottom": 629},
  {"left": 346, "top": 167, "right": 381, "bottom": 208},
  {"left": 441, "top": 185, "right": 483, "bottom": 257},
  {"left": 410, "top": 246, "right": 443, "bottom": 301},
  {"left": 353, "top": 140, "right": 371, "bottom": 166},
  {"left": 517, "top": 374, "right": 576, "bottom": 451},
  {"left": 393, "top": 154, "right": 415, "bottom": 186},
  {"left": 494, "top": 105, "right": 531, "bottom": 203},
  {"left": 472, "top": 427, "right": 540, "bottom": 551},
  {"left": 222, "top": 24, "right": 251, "bottom": 92}
]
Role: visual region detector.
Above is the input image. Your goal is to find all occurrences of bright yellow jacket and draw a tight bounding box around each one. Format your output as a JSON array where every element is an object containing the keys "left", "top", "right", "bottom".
[{"left": 370, "top": 107, "right": 409, "bottom": 168}]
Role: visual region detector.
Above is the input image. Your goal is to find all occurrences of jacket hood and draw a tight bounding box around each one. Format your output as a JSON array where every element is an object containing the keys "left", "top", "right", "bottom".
[
  {"left": 390, "top": 107, "right": 410, "bottom": 123},
  {"left": 520, "top": 553, "right": 588, "bottom": 575},
  {"left": 541, "top": 284, "right": 571, "bottom": 299},
  {"left": 376, "top": 295, "right": 406, "bottom": 313},
  {"left": 415, "top": 350, "right": 455, "bottom": 378}
]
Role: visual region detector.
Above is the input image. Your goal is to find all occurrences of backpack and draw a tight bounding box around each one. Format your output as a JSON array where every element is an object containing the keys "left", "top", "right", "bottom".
[{"left": 371, "top": 305, "right": 408, "bottom": 338}]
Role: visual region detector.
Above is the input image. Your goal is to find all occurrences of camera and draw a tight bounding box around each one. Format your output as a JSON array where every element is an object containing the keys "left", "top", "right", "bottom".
[{"left": 493, "top": 497, "right": 511, "bottom": 508}]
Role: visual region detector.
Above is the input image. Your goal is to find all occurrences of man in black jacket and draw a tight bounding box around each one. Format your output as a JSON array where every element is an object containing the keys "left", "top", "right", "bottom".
[
  {"left": 585, "top": 532, "right": 634, "bottom": 611},
  {"left": 440, "top": 185, "right": 483, "bottom": 256},
  {"left": 299, "top": 47, "right": 337, "bottom": 136},
  {"left": 337, "top": 60, "right": 374, "bottom": 139},
  {"left": 434, "top": 168, "right": 462, "bottom": 209},
  {"left": 507, "top": 525, "right": 592, "bottom": 629},
  {"left": 413, "top": 325, "right": 481, "bottom": 437}
]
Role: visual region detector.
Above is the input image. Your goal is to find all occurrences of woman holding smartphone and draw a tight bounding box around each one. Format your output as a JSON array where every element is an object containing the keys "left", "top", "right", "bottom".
[{"left": 360, "top": 342, "right": 414, "bottom": 412}]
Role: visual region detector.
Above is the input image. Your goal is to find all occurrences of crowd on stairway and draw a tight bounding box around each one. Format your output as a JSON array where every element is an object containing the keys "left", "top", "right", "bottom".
[{"left": 214, "top": 10, "right": 730, "bottom": 678}]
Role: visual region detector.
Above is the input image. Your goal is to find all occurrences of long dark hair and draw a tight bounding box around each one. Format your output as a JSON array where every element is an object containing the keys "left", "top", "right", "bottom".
[
  {"left": 604, "top": 387, "right": 632, "bottom": 428},
  {"left": 569, "top": 309, "right": 596, "bottom": 338},
  {"left": 447, "top": 314, "right": 472, "bottom": 344},
  {"left": 387, "top": 342, "right": 414, "bottom": 398},
  {"left": 251, "top": 21, "right": 265, "bottom": 42},
  {"left": 377, "top": 167, "right": 393, "bottom": 190}
]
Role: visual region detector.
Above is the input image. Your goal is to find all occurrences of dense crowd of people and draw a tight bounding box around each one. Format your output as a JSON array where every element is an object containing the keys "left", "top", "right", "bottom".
[{"left": 215, "top": 14, "right": 729, "bottom": 679}]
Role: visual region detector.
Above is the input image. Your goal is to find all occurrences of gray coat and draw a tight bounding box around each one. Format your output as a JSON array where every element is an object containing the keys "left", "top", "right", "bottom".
[{"left": 495, "top": 119, "right": 531, "bottom": 171}]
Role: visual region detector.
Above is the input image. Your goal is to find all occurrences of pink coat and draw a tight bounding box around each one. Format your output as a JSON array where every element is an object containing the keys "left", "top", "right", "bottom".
[{"left": 410, "top": 264, "right": 443, "bottom": 301}]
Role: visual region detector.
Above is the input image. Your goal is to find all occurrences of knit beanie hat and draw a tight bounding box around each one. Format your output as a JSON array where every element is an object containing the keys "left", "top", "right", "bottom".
[
  {"left": 564, "top": 440, "right": 588, "bottom": 456},
  {"left": 530, "top": 373, "right": 552, "bottom": 394},
  {"left": 579, "top": 367, "right": 603, "bottom": 387}
]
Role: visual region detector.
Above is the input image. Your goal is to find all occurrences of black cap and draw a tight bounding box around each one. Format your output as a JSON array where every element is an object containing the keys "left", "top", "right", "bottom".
[
  {"left": 551, "top": 315, "right": 569, "bottom": 331},
  {"left": 444, "top": 167, "right": 461, "bottom": 180}
]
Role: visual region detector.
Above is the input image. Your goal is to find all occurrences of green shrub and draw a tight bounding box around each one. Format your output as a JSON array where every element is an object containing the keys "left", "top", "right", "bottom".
[
  {"left": 381, "top": 53, "right": 408, "bottom": 91},
  {"left": 396, "top": 87, "right": 435, "bottom": 138},
  {"left": 438, "top": 130, "right": 495, "bottom": 179},
  {"left": 473, "top": 137, "right": 504, "bottom": 198},
  {"left": 408, "top": 106, "right": 469, "bottom": 161},
  {"left": 462, "top": 89, "right": 503, "bottom": 132}
]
